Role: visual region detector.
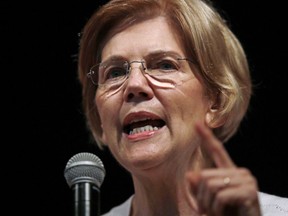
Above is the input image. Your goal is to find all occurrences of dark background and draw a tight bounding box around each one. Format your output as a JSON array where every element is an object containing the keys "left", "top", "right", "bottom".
[{"left": 2, "top": 1, "right": 287, "bottom": 215}]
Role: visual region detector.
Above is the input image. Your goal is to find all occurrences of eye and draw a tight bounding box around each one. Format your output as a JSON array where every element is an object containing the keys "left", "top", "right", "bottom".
[
  {"left": 102, "top": 62, "right": 128, "bottom": 82},
  {"left": 149, "top": 59, "right": 179, "bottom": 72},
  {"left": 105, "top": 67, "right": 126, "bottom": 79},
  {"left": 159, "top": 61, "right": 177, "bottom": 70}
]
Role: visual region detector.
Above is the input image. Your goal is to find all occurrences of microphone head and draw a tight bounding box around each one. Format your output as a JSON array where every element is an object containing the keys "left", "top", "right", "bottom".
[{"left": 64, "top": 152, "right": 106, "bottom": 189}]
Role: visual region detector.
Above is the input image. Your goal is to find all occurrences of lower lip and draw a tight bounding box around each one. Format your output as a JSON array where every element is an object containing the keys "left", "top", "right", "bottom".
[{"left": 125, "top": 129, "right": 160, "bottom": 141}]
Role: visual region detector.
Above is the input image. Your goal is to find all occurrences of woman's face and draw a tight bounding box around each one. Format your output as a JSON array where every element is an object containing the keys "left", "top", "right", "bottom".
[{"left": 96, "top": 16, "right": 214, "bottom": 172}]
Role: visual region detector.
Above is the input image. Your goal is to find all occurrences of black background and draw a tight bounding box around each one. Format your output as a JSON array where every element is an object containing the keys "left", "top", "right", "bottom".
[{"left": 2, "top": 1, "right": 287, "bottom": 215}]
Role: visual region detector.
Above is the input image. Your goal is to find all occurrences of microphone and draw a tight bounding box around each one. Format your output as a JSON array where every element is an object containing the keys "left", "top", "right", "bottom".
[{"left": 64, "top": 152, "right": 106, "bottom": 216}]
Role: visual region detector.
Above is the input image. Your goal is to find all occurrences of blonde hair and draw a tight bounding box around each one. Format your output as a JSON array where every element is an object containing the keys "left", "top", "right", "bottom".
[{"left": 78, "top": 0, "right": 252, "bottom": 148}]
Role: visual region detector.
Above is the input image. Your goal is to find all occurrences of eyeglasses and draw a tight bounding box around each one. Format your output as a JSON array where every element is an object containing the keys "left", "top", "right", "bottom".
[{"left": 87, "top": 51, "right": 195, "bottom": 91}]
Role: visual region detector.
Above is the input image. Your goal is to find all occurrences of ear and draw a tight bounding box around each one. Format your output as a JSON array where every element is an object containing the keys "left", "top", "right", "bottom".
[{"left": 205, "top": 96, "right": 226, "bottom": 128}]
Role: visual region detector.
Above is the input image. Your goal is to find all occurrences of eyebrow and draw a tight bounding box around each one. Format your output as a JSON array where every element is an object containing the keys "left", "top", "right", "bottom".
[
  {"left": 100, "top": 55, "right": 127, "bottom": 65},
  {"left": 143, "top": 50, "right": 183, "bottom": 60},
  {"left": 100, "top": 50, "right": 184, "bottom": 64}
]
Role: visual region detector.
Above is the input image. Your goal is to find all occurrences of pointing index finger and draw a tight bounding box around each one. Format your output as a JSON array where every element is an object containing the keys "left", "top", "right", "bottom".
[{"left": 195, "top": 122, "right": 235, "bottom": 168}]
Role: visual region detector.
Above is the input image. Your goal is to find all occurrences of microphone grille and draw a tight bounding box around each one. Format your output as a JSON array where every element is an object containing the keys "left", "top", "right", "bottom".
[{"left": 64, "top": 152, "right": 106, "bottom": 188}]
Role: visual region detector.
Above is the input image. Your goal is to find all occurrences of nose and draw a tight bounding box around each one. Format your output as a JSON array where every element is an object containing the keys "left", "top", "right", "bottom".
[{"left": 123, "top": 62, "right": 154, "bottom": 102}]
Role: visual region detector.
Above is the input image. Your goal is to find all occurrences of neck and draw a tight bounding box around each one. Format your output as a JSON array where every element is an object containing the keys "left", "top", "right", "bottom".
[
  {"left": 131, "top": 178, "right": 199, "bottom": 216},
  {"left": 129, "top": 150, "right": 206, "bottom": 216}
]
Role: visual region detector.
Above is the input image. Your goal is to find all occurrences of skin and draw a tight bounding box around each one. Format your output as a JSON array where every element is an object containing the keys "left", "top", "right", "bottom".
[{"left": 96, "top": 16, "right": 261, "bottom": 216}]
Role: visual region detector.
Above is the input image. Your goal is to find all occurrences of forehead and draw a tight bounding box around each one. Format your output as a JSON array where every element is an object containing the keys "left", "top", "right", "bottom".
[{"left": 101, "top": 16, "right": 185, "bottom": 61}]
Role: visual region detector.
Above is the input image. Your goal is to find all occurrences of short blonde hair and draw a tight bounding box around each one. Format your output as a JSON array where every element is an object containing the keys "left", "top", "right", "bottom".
[{"left": 78, "top": 0, "right": 252, "bottom": 148}]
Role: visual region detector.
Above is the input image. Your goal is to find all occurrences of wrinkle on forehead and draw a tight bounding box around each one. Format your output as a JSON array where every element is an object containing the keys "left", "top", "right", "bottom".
[{"left": 101, "top": 16, "right": 186, "bottom": 61}]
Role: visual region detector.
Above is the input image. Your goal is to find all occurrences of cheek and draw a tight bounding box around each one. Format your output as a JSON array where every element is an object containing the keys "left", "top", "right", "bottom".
[
  {"left": 179, "top": 84, "right": 210, "bottom": 124},
  {"left": 188, "top": 78, "right": 209, "bottom": 103},
  {"left": 170, "top": 80, "right": 209, "bottom": 112},
  {"left": 96, "top": 92, "right": 121, "bottom": 127}
]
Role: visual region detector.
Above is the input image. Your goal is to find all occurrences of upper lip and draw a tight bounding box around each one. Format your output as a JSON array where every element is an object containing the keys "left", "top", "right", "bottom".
[{"left": 123, "top": 111, "right": 163, "bottom": 127}]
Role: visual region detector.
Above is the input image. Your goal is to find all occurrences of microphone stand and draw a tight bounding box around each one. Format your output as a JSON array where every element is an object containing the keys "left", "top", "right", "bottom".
[{"left": 73, "top": 182, "right": 100, "bottom": 216}]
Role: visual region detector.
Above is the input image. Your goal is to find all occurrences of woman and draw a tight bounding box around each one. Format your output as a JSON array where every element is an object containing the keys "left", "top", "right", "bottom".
[{"left": 77, "top": 0, "right": 288, "bottom": 215}]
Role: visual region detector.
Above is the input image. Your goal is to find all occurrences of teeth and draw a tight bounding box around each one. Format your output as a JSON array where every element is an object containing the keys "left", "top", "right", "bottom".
[{"left": 129, "top": 125, "right": 159, "bottom": 135}]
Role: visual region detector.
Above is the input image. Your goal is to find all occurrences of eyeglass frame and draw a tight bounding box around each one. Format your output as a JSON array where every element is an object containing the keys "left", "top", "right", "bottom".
[{"left": 87, "top": 51, "right": 196, "bottom": 87}]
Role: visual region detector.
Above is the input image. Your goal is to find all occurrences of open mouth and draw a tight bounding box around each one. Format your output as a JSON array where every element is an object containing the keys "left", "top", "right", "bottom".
[{"left": 123, "top": 119, "right": 166, "bottom": 135}]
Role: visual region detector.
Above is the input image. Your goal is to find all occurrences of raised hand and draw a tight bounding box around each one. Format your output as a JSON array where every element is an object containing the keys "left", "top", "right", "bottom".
[{"left": 186, "top": 122, "right": 261, "bottom": 216}]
